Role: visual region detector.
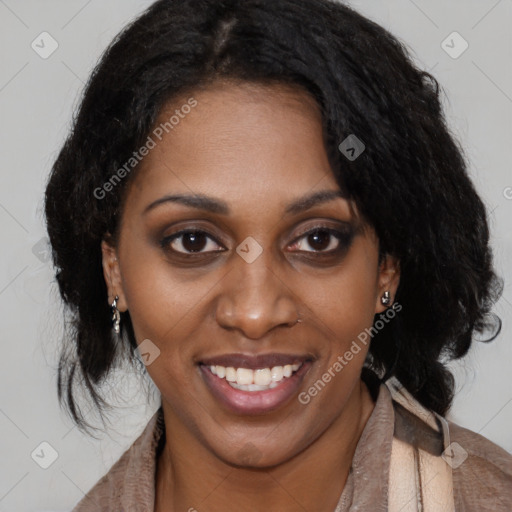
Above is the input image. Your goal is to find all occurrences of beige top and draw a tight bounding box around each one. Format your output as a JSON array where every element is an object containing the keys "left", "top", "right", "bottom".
[{"left": 73, "top": 378, "right": 512, "bottom": 511}]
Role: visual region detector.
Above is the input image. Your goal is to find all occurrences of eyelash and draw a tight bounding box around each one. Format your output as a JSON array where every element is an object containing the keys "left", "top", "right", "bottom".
[{"left": 159, "top": 224, "right": 354, "bottom": 258}]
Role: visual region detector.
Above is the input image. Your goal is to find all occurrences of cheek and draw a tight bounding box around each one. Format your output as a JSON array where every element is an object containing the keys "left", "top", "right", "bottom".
[
  {"left": 119, "top": 256, "right": 201, "bottom": 411},
  {"left": 294, "top": 240, "right": 378, "bottom": 413},
  {"left": 119, "top": 238, "right": 199, "bottom": 338},
  {"left": 116, "top": 243, "right": 201, "bottom": 386},
  {"left": 117, "top": 232, "right": 229, "bottom": 395},
  {"left": 303, "top": 240, "right": 379, "bottom": 349}
]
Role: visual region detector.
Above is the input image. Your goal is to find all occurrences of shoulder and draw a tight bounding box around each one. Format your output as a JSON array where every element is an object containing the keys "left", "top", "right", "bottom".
[
  {"left": 448, "top": 420, "right": 512, "bottom": 511},
  {"left": 384, "top": 377, "right": 512, "bottom": 511},
  {"left": 72, "top": 444, "right": 134, "bottom": 511},
  {"left": 72, "top": 407, "right": 165, "bottom": 511}
]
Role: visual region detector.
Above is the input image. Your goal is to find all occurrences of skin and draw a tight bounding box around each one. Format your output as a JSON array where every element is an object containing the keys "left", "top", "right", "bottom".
[{"left": 102, "top": 81, "right": 400, "bottom": 511}]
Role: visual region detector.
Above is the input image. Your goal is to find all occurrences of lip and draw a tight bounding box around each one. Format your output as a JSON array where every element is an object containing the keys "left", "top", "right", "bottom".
[
  {"left": 199, "top": 358, "right": 313, "bottom": 415},
  {"left": 200, "top": 352, "right": 311, "bottom": 369}
]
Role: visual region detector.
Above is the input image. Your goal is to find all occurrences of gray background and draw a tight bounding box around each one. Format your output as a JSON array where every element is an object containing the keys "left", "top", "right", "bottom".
[{"left": 0, "top": 1, "right": 511, "bottom": 510}]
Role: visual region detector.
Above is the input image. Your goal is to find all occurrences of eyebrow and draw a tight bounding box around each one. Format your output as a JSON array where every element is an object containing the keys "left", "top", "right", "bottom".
[{"left": 142, "top": 189, "right": 347, "bottom": 216}]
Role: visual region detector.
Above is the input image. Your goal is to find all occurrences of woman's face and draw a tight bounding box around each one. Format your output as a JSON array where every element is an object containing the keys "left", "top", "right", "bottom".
[{"left": 102, "top": 81, "right": 399, "bottom": 467}]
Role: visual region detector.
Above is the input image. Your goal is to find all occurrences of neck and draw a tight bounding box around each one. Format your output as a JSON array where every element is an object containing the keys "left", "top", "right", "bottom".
[{"left": 155, "top": 379, "right": 375, "bottom": 512}]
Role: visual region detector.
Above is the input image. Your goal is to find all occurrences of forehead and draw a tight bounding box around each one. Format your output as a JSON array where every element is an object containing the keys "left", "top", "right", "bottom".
[{"left": 123, "top": 81, "right": 344, "bottom": 214}]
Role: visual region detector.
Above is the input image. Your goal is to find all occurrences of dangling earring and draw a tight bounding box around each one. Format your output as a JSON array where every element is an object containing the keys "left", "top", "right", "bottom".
[
  {"left": 381, "top": 290, "right": 391, "bottom": 306},
  {"left": 111, "top": 295, "right": 121, "bottom": 334}
]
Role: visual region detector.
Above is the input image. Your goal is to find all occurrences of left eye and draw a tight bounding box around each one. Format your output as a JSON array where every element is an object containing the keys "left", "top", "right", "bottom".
[{"left": 290, "top": 228, "right": 346, "bottom": 253}]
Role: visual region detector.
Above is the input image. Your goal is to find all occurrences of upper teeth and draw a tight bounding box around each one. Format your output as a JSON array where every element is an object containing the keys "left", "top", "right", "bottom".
[{"left": 209, "top": 363, "right": 302, "bottom": 389}]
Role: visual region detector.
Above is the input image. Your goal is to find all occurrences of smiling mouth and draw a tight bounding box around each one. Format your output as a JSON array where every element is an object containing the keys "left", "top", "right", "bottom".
[
  {"left": 207, "top": 362, "right": 303, "bottom": 391},
  {"left": 198, "top": 353, "right": 313, "bottom": 414}
]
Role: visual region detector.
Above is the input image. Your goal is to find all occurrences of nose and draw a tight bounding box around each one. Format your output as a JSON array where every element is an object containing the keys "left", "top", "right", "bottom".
[{"left": 215, "top": 250, "right": 300, "bottom": 340}]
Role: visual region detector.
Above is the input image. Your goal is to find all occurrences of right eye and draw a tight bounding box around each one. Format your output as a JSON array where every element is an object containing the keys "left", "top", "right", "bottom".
[{"left": 160, "top": 230, "right": 225, "bottom": 255}]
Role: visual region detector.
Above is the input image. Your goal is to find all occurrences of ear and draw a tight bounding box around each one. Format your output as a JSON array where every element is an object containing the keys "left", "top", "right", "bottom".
[
  {"left": 375, "top": 254, "right": 400, "bottom": 314},
  {"left": 101, "top": 237, "right": 128, "bottom": 312}
]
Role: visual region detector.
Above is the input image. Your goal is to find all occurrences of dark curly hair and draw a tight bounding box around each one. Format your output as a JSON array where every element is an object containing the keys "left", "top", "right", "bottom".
[{"left": 44, "top": 0, "right": 502, "bottom": 434}]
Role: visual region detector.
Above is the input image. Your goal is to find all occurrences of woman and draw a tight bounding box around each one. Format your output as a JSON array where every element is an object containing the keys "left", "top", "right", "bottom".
[{"left": 44, "top": 0, "right": 511, "bottom": 510}]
